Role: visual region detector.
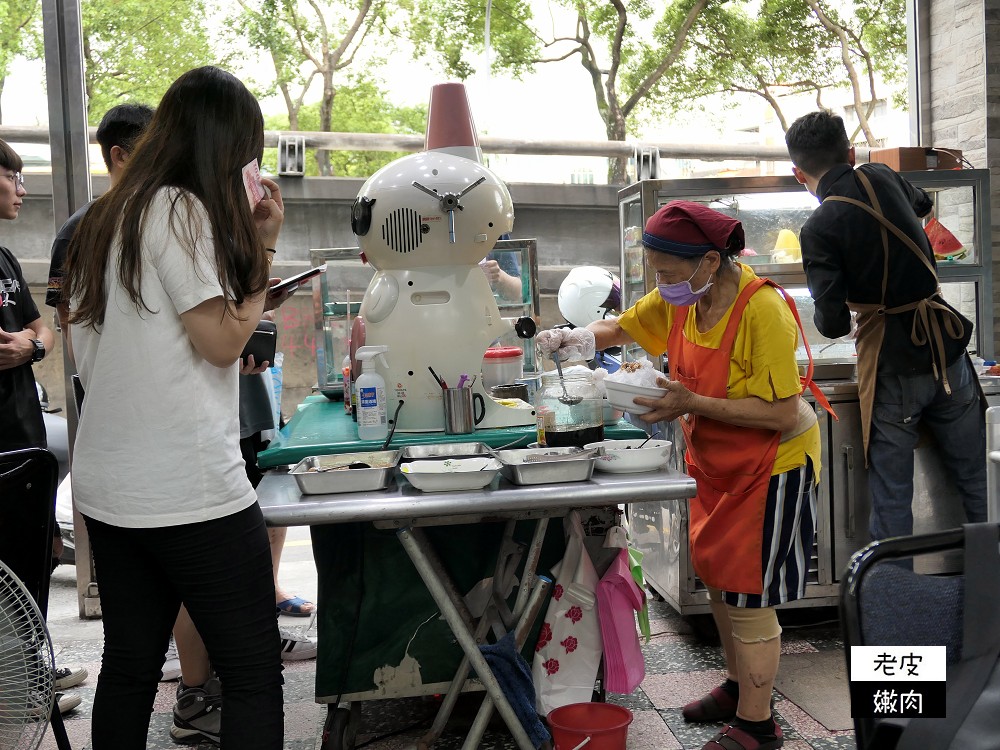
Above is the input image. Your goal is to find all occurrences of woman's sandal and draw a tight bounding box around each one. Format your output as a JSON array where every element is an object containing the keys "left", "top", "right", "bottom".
[
  {"left": 276, "top": 596, "right": 316, "bottom": 617},
  {"left": 682, "top": 685, "right": 739, "bottom": 723},
  {"left": 702, "top": 723, "right": 783, "bottom": 750}
]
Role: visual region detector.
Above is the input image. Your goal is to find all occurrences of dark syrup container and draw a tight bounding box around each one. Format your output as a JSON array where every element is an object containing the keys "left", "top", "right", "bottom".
[{"left": 535, "top": 371, "right": 604, "bottom": 448}]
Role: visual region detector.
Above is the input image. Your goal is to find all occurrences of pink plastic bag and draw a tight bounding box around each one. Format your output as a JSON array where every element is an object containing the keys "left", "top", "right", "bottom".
[{"left": 596, "top": 547, "right": 646, "bottom": 694}]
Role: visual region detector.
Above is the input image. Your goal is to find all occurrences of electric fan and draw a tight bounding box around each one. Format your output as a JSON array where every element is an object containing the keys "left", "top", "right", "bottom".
[{"left": 0, "top": 559, "right": 55, "bottom": 750}]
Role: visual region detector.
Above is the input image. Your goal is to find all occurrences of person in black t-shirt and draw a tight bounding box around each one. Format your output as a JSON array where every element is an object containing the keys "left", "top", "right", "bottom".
[
  {"left": 786, "top": 110, "right": 985, "bottom": 542},
  {"left": 0, "top": 138, "right": 53, "bottom": 453},
  {"left": 46, "top": 103, "right": 155, "bottom": 358}
]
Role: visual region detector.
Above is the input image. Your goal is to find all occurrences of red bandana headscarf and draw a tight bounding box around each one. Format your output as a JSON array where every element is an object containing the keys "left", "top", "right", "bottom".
[{"left": 642, "top": 200, "right": 745, "bottom": 257}]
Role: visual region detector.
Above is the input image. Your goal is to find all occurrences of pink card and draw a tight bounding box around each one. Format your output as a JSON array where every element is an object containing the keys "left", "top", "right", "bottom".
[{"left": 242, "top": 159, "right": 265, "bottom": 209}]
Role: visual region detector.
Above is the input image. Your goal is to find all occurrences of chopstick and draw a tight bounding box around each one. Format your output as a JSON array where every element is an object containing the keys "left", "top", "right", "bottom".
[{"left": 428, "top": 366, "right": 446, "bottom": 389}]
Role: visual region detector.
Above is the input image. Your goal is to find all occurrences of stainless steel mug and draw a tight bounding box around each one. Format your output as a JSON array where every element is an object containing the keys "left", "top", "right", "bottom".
[{"left": 443, "top": 388, "right": 479, "bottom": 434}]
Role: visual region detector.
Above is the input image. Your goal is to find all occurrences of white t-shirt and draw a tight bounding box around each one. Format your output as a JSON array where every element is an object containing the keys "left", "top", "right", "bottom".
[{"left": 71, "top": 188, "right": 256, "bottom": 528}]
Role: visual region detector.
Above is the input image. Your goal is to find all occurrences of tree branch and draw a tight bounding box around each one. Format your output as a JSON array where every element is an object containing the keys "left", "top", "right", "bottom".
[
  {"left": 573, "top": 9, "right": 609, "bottom": 123},
  {"left": 806, "top": 0, "right": 877, "bottom": 144},
  {"left": 622, "top": 0, "right": 709, "bottom": 115},
  {"left": 283, "top": 0, "right": 323, "bottom": 71},
  {"left": 325, "top": 0, "right": 373, "bottom": 69},
  {"left": 603, "top": 0, "right": 628, "bottom": 100}
]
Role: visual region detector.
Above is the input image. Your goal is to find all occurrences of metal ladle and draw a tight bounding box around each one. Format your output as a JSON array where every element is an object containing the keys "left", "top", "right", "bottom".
[{"left": 551, "top": 353, "right": 582, "bottom": 405}]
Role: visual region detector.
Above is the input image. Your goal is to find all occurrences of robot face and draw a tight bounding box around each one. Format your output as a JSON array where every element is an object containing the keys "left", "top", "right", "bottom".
[{"left": 353, "top": 152, "right": 514, "bottom": 270}]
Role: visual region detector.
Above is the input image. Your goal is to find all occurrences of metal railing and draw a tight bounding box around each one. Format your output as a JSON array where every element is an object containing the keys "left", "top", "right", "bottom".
[{"left": 0, "top": 125, "right": 871, "bottom": 164}]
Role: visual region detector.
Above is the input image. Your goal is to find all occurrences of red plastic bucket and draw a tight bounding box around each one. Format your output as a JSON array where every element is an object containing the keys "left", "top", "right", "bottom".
[{"left": 548, "top": 702, "right": 633, "bottom": 750}]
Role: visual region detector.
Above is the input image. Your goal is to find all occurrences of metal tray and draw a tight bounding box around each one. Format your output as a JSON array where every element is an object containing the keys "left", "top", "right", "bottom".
[
  {"left": 400, "top": 443, "right": 494, "bottom": 461},
  {"left": 496, "top": 447, "right": 597, "bottom": 486},
  {"left": 290, "top": 450, "right": 401, "bottom": 495}
]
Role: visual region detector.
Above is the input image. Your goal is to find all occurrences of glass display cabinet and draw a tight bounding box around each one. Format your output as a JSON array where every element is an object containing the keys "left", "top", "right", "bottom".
[
  {"left": 310, "top": 239, "right": 540, "bottom": 399},
  {"left": 618, "top": 170, "right": 995, "bottom": 614},
  {"left": 618, "top": 170, "right": 994, "bottom": 367}
]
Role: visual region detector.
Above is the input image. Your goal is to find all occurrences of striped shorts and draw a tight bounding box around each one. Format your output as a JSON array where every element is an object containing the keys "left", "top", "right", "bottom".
[{"left": 723, "top": 457, "right": 817, "bottom": 608}]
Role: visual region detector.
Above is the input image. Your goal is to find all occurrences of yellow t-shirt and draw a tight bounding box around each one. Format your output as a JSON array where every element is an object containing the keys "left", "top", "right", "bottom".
[{"left": 616, "top": 263, "right": 822, "bottom": 477}]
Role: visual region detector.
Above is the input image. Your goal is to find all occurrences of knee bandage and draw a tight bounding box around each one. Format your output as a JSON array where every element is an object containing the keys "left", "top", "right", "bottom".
[{"left": 727, "top": 605, "right": 781, "bottom": 643}]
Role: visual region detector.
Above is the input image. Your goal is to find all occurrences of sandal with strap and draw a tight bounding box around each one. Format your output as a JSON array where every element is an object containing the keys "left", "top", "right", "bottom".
[
  {"left": 276, "top": 596, "right": 316, "bottom": 617},
  {"left": 702, "top": 723, "right": 783, "bottom": 750},
  {"left": 682, "top": 685, "right": 739, "bottom": 723}
]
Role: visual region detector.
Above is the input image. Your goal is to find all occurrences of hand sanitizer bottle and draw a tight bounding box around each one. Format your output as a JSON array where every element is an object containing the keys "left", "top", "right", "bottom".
[{"left": 355, "top": 345, "right": 389, "bottom": 441}]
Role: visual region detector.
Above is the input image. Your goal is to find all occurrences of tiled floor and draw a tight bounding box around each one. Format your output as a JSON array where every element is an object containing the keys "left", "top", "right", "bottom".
[{"left": 39, "top": 529, "right": 857, "bottom": 750}]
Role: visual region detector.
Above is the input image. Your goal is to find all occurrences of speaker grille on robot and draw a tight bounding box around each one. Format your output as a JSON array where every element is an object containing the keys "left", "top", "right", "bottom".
[{"left": 382, "top": 208, "right": 422, "bottom": 253}]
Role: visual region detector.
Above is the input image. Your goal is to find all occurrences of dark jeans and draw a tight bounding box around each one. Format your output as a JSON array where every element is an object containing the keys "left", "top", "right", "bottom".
[
  {"left": 868, "top": 355, "right": 987, "bottom": 540},
  {"left": 84, "top": 503, "right": 284, "bottom": 749}
]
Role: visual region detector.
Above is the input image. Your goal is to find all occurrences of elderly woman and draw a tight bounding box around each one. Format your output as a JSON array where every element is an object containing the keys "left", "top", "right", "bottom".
[{"left": 537, "top": 201, "right": 825, "bottom": 750}]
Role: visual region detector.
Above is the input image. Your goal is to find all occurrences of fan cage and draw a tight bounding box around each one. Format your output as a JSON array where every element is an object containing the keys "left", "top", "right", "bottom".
[{"left": 0, "top": 560, "right": 55, "bottom": 750}]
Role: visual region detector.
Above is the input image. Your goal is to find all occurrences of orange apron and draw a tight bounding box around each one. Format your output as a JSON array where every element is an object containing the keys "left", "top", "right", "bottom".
[{"left": 668, "top": 277, "right": 833, "bottom": 594}]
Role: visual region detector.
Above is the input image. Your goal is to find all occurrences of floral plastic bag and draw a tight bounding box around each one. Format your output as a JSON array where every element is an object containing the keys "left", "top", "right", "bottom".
[{"left": 532, "top": 510, "right": 603, "bottom": 715}]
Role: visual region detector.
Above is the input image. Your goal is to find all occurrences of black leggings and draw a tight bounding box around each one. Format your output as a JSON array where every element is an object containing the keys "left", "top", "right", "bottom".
[{"left": 84, "top": 504, "right": 284, "bottom": 749}]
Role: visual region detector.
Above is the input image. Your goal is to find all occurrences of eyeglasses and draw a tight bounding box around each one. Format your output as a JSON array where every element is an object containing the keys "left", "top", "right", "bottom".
[{"left": 3, "top": 172, "right": 24, "bottom": 188}]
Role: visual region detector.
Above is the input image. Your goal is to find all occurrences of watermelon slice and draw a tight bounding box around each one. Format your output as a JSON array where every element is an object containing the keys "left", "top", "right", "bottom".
[{"left": 924, "top": 217, "right": 967, "bottom": 260}]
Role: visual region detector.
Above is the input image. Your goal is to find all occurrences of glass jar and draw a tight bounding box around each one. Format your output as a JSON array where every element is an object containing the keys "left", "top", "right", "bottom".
[{"left": 534, "top": 372, "right": 604, "bottom": 448}]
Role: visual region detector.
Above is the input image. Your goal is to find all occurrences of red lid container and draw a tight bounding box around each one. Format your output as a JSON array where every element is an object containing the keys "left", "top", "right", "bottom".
[{"left": 483, "top": 346, "right": 524, "bottom": 360}]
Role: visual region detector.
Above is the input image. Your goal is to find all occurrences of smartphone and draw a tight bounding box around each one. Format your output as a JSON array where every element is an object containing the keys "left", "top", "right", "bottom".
[
  {"left": 241, "top": 320, "right": 277, "bottom": 365},
  {"left": 269, "top": 264, "right": 326, "bottom": 296}
]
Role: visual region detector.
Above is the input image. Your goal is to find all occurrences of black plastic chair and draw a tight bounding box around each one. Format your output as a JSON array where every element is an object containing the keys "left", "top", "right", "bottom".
[
  {"left": 840, "top": 525, "right": 987, "bottom": 750},
  {"left": 0, "top": 447, "right": 73, "bottom": 750}
]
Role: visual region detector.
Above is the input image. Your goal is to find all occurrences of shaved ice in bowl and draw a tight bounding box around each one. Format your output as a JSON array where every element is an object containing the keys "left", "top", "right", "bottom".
[{"left": 605, "top": 358, "right": 664, "bottom": 388}]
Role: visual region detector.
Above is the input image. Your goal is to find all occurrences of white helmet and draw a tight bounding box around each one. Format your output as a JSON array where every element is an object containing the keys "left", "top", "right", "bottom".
[{"left": 557, "top": 266, "right": 621, "bottom": 327}]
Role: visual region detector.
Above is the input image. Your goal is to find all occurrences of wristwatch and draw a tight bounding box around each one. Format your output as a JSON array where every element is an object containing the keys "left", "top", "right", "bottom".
[{"left": 30, "top": 339, "right": 45, "bottom": 363}]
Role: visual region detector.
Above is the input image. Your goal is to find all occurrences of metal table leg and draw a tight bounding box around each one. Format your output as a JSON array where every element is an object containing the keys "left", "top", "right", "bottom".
[
  {"left": 461, "top": 574, "right": 552, "bottom": 750},
  {"left": 397, "top": 526, "right": 536, "bottom": 750},
  {"left": 419, "top": 520, "right": 521, "bottom": 746},
  {"left": 417, "top": 518, "right": 550, "bottom": 748}
]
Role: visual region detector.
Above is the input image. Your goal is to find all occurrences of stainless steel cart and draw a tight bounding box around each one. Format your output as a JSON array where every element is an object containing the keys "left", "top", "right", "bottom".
[{"left": 257, "top": 467, "right": 696, "bottom": 749}]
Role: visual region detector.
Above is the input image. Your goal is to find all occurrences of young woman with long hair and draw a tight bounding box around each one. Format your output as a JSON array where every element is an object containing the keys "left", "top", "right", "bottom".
[{"left": 64, "top": 65, "right": 285, "bottom": 749}]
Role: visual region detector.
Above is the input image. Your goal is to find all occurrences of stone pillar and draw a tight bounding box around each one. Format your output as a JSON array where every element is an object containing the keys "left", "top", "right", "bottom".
[{"left": 928, "top": 0, "right": 1000, "bottom": 348}]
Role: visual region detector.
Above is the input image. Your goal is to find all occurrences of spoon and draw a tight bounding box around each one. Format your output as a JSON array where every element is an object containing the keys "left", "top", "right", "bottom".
[{"left": 551, "top": 353, "right": 583, "bottom": 405}]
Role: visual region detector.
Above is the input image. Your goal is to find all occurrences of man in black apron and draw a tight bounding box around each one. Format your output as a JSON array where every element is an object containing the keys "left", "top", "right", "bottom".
[{"left": 784, "top": 110, "right": 986, "bottom": 541}]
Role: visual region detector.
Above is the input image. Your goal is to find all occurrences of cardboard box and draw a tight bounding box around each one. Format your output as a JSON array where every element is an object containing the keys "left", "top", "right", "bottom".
[{"left": 868, "top": 146, "right": 963, "bottom": 171}]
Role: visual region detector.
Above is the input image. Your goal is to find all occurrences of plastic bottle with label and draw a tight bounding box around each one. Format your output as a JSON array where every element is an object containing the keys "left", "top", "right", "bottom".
[{"left": 355, "top": 345, "right": 389, "bottom": 441}]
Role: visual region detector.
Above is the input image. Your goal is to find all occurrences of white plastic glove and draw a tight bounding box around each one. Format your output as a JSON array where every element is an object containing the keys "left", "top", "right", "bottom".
[
  {"left": 562, "top": 328, "right": 596, "bottom": 362},
  {"left": 534, "top": 328, "right": 565, "bottom": 355},
  {"left": 534, "top": 327, "right": 596, "bottom": 363}
]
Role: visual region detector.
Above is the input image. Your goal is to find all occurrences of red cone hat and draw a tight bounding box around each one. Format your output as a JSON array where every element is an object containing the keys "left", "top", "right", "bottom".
[{"left": 424, "top": 82, "right": 484, "bottom": 163}]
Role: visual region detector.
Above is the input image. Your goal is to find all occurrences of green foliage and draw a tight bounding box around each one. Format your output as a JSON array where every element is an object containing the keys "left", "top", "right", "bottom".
[
  {"left": 81, "top": 0, "right": 219, "bottom": 121},
  {"left": 231, "top": 0, "right": 310, "bottom": 101},
  {"left": 853, "top": 0, "right": 906, "bottom": 87},
  {"left": 0, "top": 0, "right": 42, "bottom": 108},
  {"left": 409, "top": 0, "right": 539, "bottom": 79},
  {"left": 261, "top": 76, "right": 426, "bottom": 177},
  {"left": 654, "top": 0, "right": 906, "bottom": 131}
]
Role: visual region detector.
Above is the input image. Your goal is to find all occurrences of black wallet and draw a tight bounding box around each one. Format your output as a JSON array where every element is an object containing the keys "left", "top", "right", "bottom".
[{"left": 241, "top": 320, "right": 277, "bottom": 365}]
